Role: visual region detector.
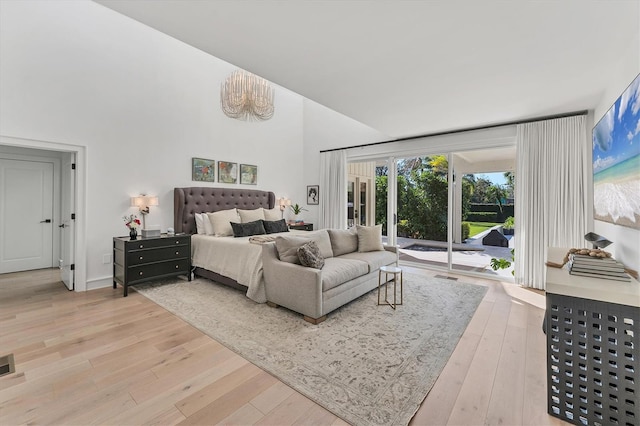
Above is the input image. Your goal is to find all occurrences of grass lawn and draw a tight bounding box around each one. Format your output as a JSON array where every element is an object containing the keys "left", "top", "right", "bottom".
[{"left": 467, "top": 222, "right": 500, "bottom": 237}]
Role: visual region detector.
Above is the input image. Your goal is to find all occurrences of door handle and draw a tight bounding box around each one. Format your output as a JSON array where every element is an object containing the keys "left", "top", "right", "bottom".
[
  {"left": 59, "top": 224, "right": 66, "bottom": 228},
  {"left": 40, "top": 219, "right": 52, "bottom": 223}
]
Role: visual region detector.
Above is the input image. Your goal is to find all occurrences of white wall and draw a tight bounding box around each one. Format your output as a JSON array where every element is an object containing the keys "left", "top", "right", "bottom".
[
  {"left": 0, "top": 0, "right": 306, "bottom": 288},
  {"left": 592, "top": 38, "right": 640, "bottom": 271},
  {"left": 302, "top": 99, "right": 388, "bottom": 225}
]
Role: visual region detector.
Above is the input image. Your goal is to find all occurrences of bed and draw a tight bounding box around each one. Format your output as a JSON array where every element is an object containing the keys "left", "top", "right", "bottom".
[{"left": 174, "top": 187, "right": 279, "bottom": 303}]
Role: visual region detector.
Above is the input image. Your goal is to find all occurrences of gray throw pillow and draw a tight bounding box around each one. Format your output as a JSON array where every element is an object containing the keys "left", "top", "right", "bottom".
[
  {"left": 230, "top": 220, "right": 266, "bottom": 237},
  {"left": 356, "top": 224, "right": 384, "bottom": 252},
  {"left": 297, "top": 241, "right": 325, "bottom": 269},
  {"left": 328, "top": 228, "right": 358, "bottom": 256},
  {"left": 263, "top": 219, "right": 289, "bottom": 234}
]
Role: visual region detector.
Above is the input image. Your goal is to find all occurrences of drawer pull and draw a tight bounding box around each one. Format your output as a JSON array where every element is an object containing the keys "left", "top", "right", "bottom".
[
  {"left": 139, "top": 272, "right": 143, "bottom": 276},
  {"left": 139, "top": 244, "right": 144, "bottom": 249},
  {"left": 175, "top": 265, "right": 179, "bottom": 269},
  {"left": 175, "top": 240, "right": 180, "bottom": 244},
  {"left": 175, "top": 251, "right": 179, "bottom": 255},
  {"left": 139, "top": 256, "right": 144, "bottom": 260}
]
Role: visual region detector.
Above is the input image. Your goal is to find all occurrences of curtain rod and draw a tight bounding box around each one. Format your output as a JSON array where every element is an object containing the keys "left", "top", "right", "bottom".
[{"left": 319, "top": 109, "right": 589, "bottom": 153}]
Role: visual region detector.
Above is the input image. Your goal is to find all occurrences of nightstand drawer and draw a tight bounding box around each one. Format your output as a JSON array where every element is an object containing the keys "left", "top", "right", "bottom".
[
  {"left": 128, "top": 236, "right": 190, "bottom": 251},
  {"left": 127, "top": 246, "right": 189, "bottom": 265},
  {"left": 128, "top": 259, "right": 190, "bottom": 283}
]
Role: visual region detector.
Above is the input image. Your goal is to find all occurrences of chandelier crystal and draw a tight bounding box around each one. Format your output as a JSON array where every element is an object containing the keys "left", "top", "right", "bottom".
[{"left": 220, "top": 70, "right": 275, "bottom": 121}]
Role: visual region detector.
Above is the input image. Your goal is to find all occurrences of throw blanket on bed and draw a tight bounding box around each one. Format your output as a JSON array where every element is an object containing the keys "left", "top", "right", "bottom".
[{"left": 249, "top": 235, "right": 277, "bottom": 244}]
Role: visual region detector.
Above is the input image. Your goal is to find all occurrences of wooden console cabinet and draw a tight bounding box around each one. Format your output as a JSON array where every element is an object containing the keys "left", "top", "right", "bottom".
[
  {"left": 545, "top": 247, "right": 639, "bottom": 426},
  {"left": 113, "top": 234, "right": 191, "bottom": 296}
]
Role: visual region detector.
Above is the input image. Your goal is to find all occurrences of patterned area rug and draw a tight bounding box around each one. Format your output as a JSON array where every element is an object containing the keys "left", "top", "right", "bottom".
[{"left": 134, "top": 273, "right": 487, "bottom": 426}]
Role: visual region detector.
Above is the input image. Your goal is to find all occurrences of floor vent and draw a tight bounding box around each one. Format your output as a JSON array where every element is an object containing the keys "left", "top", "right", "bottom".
[
  {"left": 0, "top": 354, "right": 15, "bottom": 377},
  {"left": 435, "top": 275, "right": 459, "bottom": 281}
]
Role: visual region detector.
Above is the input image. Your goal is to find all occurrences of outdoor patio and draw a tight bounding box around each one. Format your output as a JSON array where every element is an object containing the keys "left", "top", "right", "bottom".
[{"left": 384, "top": 227, "right": 515, "bottom": 280}]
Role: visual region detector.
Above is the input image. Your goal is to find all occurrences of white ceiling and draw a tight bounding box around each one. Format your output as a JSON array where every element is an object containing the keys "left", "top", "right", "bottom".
[{"left": 96, "top": 0, "right": 639, "bottom": 139}]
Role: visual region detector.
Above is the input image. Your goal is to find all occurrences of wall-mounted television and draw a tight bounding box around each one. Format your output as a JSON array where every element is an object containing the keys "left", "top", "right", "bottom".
[{"left": 592, "top": 73, "right": 640, "bottom": 230}]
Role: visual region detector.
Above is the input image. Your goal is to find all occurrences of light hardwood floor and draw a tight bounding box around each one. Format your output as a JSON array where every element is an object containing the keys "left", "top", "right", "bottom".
[{"left": 0, "top": 268, "right": 565, "bottom": 425}]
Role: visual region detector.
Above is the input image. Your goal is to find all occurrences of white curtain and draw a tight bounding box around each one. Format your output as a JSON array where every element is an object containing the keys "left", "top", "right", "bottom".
[
  {"left": 514, "top": 115, "right": 589, "bottom": 289},
  {"left": 319, "top": 150, "right": 347, "bottom": 229}
]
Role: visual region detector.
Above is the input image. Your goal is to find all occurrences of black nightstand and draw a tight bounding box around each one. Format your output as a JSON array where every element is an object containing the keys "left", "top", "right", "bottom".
[
  {"left": 113, "top": 234, "right": 191, "bottom": 296},
  {"left": 289, "top": 223, "right": 313, "bottom": 231}
]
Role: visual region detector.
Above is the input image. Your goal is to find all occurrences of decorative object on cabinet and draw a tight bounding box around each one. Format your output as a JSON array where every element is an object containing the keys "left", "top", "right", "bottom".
[
  {"left": 278, "top": 197, "right": 291, "bottom": 218},
  {"left": 218, "top": 161, "right": 237, "bottom": 184},
  {"left": 191, "top": 157, "right": 215, "bottom": 182},
  {"left": 584, "top": 232, "right": 612, "bottom": 249},
  {"left": 113, "top": 234, "right": 191, "bottom": 297},
  {"left": 131, "top": 194, "right": 159, "bottom": 234},
  {"left": 307, "top": 185, "right": 319, "bottom": 205},
  {"left": 220, "top": 69, "right": 275, "bottom": 121},
  {"left": 240, "top": 164, "right": 257, "bottom": 185}
]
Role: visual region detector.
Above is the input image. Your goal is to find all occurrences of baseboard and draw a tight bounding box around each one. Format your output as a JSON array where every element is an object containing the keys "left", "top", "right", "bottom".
[{"left": 86, "top": 276, "right": 113, "bottom": 291}]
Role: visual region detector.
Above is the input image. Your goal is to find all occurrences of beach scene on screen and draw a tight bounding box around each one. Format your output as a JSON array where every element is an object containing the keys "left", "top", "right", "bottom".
[{"left": 592, "top": 74, "right": 640, "bottom": 229}]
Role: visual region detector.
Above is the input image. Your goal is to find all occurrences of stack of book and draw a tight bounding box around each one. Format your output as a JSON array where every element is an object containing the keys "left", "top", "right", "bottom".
[{"left": 568, "top": 254, "right": 631, "bottom": 282}]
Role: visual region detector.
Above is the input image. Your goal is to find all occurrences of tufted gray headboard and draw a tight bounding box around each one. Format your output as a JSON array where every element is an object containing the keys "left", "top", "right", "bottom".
[{"left": 174, "top": 187, "right": 276, "bottom": 234}]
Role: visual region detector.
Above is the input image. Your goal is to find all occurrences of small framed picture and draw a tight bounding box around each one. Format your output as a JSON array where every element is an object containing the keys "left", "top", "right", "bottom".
[
  {"left": 240, "top": 164, "right": 258, "bottom": 185},
  {"left": 307, "top": 185, "right": 319, "bottom": 205},
  {"left": 218, "top": 161, "right": 238, "bottom": 184},
  {"left": 192, "top": 158, "right": 215, "bottom": 182}
]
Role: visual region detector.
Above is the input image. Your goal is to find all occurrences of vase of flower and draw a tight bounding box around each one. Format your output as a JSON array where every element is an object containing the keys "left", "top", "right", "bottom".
[{"left": 123, "top": 214, "right": 141, "bottom": 240}]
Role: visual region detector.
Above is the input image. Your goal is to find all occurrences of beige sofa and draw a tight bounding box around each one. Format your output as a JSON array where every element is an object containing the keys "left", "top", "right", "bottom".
[{"left": 262, "top": 227, "right": 398, "bottom": 324}]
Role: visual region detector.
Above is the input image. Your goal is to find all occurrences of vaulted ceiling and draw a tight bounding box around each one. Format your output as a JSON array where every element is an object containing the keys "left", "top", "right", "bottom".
[{"left": 97, "top": 0, "right": 639, "bottom": 139}]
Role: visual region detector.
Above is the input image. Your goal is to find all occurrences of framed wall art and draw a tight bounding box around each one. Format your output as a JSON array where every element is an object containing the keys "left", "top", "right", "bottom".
[
  {"left": 218, "top": 161, "right": 238, "bottom": 184},
  {"left": 240, "top": 164, "right": 258, "bottom": 185},
  {"left": 307, "top": 185, "right": 319, "bottom": 205},
  {"left": 192, "top": 157, "right": 215, "bottom": 182}
]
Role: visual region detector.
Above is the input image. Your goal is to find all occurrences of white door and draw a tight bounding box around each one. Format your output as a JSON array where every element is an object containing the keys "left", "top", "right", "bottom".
[
  {"left": 60, "top": 154, "right": 75, "bottom": 290},
  {"left": 0, "top": 159, "right": 54, "bottom": 273}
]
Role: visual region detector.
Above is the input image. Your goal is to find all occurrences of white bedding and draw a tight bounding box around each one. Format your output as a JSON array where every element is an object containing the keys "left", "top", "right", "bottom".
[{"left": 191, "top": 232, "right": 292, "bottom": 303}]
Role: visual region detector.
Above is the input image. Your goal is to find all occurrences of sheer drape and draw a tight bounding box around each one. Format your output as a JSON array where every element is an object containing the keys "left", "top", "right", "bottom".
[
  {"left": 514, "top": 115, "right": 589, "bottom": 289},
  {"left": 319, "top": 150, "right": 347, "bottom": 229}
]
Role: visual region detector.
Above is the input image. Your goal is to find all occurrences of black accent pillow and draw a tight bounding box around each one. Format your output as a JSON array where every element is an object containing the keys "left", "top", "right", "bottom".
[
  {"left": 263, "top": 219, "right": 289, "bottom": 234},
  {"left": 297, "top": 241, "right": 325, "bottom": 269},
  {"left": 230, "top": 220, "right": 266, "bottom": 238}
]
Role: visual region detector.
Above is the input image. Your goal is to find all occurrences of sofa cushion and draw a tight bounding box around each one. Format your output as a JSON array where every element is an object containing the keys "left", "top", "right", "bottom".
[
  {"left": 339, "top": 250, "right": 397, "bottom": 274},
  {"left": 264, "top": 207, "right": 281, "bottom": 221},
  {"left": 297, "top": 241, "right": 325, "bottom": 269},
  {"left": 327, "top": 228, "right": 358, "bottom": 256},
  {"left": 275, "top": 231, "right": 334, "bottom": 264},
  {"left": 356, "top": 224, "right": 384, "bottom": 252},
  {"left": 321, "top": 257, "right": 369, "bottom": 291}
]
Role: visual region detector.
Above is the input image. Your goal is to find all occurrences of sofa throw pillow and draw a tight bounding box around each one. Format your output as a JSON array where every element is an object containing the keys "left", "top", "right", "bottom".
[
  {"left": 231, "top": 220, "right": 266, "bottom": 238},
  {"left": 357, "top": 224, "right": 384, "bottom": 252},
  {"left": 263, "top": 207, "right": 281, "bottom": 221},
  {"left": 275, "top": 235, "right": 311, "bottom": 264},
  {"left": 327, "top": 228, "right": 358, "bottom": 256},
  {"left": 263, "top": 219, "right": 289, "bottom": 234},
  {"left": 297, "top": 241, "right": 325, "bottom": 269},
  {"left": 238, "top": 208, "right": 265, "bottom": 223},
  {"left": 206, "top": 209, "right": 240, "bottom": 237}
]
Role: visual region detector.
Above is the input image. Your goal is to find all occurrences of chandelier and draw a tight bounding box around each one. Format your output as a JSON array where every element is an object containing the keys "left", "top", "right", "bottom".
[{"left": 220, "top": 70, "right": 275, "bottom": 121}]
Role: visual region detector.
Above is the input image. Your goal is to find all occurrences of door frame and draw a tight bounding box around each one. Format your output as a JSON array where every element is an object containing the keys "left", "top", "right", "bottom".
[{"left": 0, "top": 135, "right": 87, "bottom": 292}]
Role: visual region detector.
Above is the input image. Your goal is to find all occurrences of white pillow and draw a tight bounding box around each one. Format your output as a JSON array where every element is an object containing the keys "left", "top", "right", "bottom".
[
  {"left": 356, "top": 224, "right": 384, "bottom": 252},
  {"left": 264, "top": 207, "right": 281, "bottom": 221},
  {"left": 238, "top": 208, "right": 265, "bottom": 223},
  {"left": 194, "top": 213, "right": 206, "bottom": 235},
  {"left": 206, "top": 209, "right": 240, "bottom": 237},
  {"left": 202, "top": 213, "right": 214, "bottom": 235}
]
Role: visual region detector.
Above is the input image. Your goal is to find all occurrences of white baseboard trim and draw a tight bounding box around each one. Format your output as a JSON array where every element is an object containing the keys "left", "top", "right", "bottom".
[{"left": 86, "top": 276, "right": 113, "bottom": 291}]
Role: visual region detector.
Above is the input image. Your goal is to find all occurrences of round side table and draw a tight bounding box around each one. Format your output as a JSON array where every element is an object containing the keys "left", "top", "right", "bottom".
[{"left": 378, "top": 265, "right": 403, "bottom": 309}]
